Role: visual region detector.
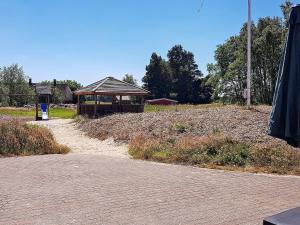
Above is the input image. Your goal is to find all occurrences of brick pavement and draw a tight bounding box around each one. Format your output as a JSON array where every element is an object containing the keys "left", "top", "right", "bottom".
[{"left": 0, "top": 154, "right": 299, "bottom": 225}]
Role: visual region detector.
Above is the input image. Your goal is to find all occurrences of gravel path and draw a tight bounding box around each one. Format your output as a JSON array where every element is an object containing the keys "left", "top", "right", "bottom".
[{"left": 30, "top": 119, "right": 129, "bottom": 158}]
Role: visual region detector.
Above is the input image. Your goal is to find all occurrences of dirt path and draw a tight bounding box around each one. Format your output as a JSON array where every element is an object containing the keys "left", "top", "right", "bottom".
[{"left": 30, "top": 119, "right": 129, "bottom": 158}]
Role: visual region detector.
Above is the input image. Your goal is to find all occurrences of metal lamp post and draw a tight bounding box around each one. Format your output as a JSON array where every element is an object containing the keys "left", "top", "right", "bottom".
[{"left": 247, "top": 0, "right": 252, "bottom": 108}]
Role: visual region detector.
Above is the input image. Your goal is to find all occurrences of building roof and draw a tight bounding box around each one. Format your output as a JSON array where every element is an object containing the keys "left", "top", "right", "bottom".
[
  {"left": 35, "top": 84, "right": 52, "bottom": 95},
  {"left": 146, "top": 98, "right": 178, "bottom": 103},
  {"left": 56, "top": 84, "right": 73, "bottom": 102},
  {"left": 74, "top": 77, "right": 150, "bottom": 96}
]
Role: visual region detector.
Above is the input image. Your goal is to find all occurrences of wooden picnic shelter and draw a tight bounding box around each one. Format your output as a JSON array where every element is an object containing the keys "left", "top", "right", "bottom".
[{"left": 74, "top": 77, "right": 150, "bottom": 117}]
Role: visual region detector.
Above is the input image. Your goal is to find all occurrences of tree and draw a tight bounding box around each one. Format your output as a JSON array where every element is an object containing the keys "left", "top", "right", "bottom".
[
  {"left": 207, "top": 2, "right": 288, "bottom": 105},
  {"left": 281, "top": 0, "right": 293, "bottom": 27},
  {"left": 0, "top": 64, "right": 34, "bottom": 106},
  {"left": 62, "top": 80, "right": 82, "bottom": 91},
  {"left": 143, "top": 48, "right": 211, "bottom": 103},
  {"left": 143, "top": 53, "right": 172, "bottom": 98},
  {"left": 207, "top": 36, "right": 245, "bottom": 103},
  {"left": 167, "top": 45, "right": 203, "bottom": 103},
  {"left": 252, "top": 17, "right": 285, "bottom": 104},
  {"left": 41, "top": 80, "right": 82, "bottom": 91},
  {"left": 123, "top": 74, "right": 137, "bottom": 85},
  {"left": 191, "top": 77, "right": 213, "bottom": 104},
  {"left": 0, "top": 83, "right": 9, "bottom": 106},
  {"left": 41, "top": 79, "right": 83, "bottom": 103}
]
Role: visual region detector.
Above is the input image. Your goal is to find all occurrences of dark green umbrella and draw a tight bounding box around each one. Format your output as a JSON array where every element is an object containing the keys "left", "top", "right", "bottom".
[{"left": 269, "top": 5, "right": 300, "bottom": 147}]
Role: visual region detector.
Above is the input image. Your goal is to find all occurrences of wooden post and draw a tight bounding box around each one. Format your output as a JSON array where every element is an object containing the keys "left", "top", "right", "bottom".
[
  {"left": 141, "top": 96, "right": 144, "bottom": 113},
  {"left": 35, "top": 95, "right": 38, "bottom": 121},
  {"left": 77, "top": 95, "right": 80, "bottom": 115},
  {"left": 94, "top": 94, "right": 97, "bottom": 118},
  {"left": 47, "top": 95, "right": 50, "bottom": 119},
  {"left": 119, "top": 95, "right": 122, "bottom": 112}
]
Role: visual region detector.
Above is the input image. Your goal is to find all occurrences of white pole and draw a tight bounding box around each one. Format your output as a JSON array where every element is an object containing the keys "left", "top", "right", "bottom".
[{"left": 247, "top": 0, "right": 252, "bottom": 108}]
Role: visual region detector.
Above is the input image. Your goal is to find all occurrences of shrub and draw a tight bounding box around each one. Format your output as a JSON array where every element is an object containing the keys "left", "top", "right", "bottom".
[
  {"left": 129, "top": 133, "right": 251, "bottom": 167},
  {"left": 173, "top": 135, "right": 250, "bottom": 166},
  {"left": 250, "top": 144, "right": 300, "bottom": 174},
  {"left": 214, "top": 143, "right": 250, "bottom": 166},
  {"left": 172, "top": 122, "right": 189, "bottom": 133},
  {"left": 0, "top": 119, "right": 70, "bottom": 156},
  {"left": 128, "top": 134, "right": 171, "bottom": 160},
  {"left": 128, "top": 132, "right": 300, "bottom": 175}
]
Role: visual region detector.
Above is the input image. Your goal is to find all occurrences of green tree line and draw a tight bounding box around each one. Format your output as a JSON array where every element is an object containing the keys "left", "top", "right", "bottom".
[
  {"left": 142, "top": 45, "right": 212, "bottom": 104},
  {"left": 0, "top": 64, "right": 34, "bottom": 106},
  {"left": 206, "top": 1, "right": 293, "bottom": 105},
  {"left": 0, "top": 64, "right": 83, "bottom": 106}
]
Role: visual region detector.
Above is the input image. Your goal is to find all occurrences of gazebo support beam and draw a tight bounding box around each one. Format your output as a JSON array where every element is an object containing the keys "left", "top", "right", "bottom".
[
  {"left": 119, "top": 95, "right": 122, "bottom": 112},
  {"left": 77, "top": 95, "right": 80, "bottom": 115},
  {"left": 35, "top": 95, "right": 38, "bottom": 121},
  {"left": 94, "top": 94, "right": 97, "bottom": 118}
]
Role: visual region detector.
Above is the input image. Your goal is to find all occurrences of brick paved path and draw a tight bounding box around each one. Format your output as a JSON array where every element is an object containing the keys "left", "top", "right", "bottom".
[{"left": 0, "top": 154, "right": 299, "bottom": 225}]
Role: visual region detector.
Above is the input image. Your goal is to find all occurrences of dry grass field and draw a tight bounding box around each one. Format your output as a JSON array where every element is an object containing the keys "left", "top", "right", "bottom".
[{"left": 78, "top": 105, "right": 300, "bottom": 175}]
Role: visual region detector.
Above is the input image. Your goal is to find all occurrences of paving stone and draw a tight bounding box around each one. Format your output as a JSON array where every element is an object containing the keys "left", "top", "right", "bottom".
[{"left": 0, "top": 154, "right": 299, "bottom": 225}]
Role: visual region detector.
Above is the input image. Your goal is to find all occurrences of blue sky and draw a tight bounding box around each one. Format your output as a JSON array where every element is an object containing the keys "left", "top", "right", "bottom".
[{"left": 0, "top": 0, "right": 289, "bottom": 86}]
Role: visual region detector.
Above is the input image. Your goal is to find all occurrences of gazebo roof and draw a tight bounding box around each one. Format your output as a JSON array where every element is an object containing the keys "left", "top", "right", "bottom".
[{"left": 74, "top": 76, "right": 150, "bottom": 96}]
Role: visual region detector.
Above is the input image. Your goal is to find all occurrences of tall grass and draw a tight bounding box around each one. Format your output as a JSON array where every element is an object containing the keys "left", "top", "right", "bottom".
[
  {"left": 129, "top": 133, "right": 300, "bottom": 175},
  {"left": 144, "top": 103, "right": 226, "bottom": 112},
  {"left": 0, "top": 119, "right": 70, "bottom": 156}
]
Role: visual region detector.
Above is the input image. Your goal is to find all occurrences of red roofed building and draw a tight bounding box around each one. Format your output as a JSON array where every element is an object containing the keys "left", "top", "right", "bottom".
[{"left": 145, "top": 98, "right": 178, "bottom": 105}]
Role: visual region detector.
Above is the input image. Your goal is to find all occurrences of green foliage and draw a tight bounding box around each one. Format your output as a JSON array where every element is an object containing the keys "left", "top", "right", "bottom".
[
  {"left": 0, "top": 84, "right": 9, "bottom": 106},
  {"left": 129, "top": 134, "right": 251, "bottom": 167},
  {"left": 63, "top": 80, "right": 83, "bottom": 91},
  {"left": 48, "top": 108, "right": 76, "bottom": 119},
  {"left": 168, "top": 45, "right": 204, "bottom": 103},
  {"left": 41, "top": 79, "right": 82, "bottom": 103},
  {"left": 143, "top": 48, "right": 212, "bottom": 104},
  {"left": 123, "top": 74, "right": 138, "bottom": 85},
  {"left": 42, "top": 80, "right": 82, "bottom": 92},
  {"left": 207, "top": 2, "right": 291, "bottom": 105},
  {"left": 250, "top": 143, "right": 300, "bottom": 174},
  {"left": 144, "top": 103, "right": 224, "bottom": 112},
  {"left": 281, "top": 0, "right": 294, "bottom": 27},
  {"left": 172, "top": 122, "right": 189, "bottom": 133},
  {"left": 214, "top": 143, "right": 250, "bottom": 166},
  {"left": 143, "top": 53, "right": 172, "bottom": 98},
  {"left": 0, "top": 107, "right": 76, "bottom": 119},
  {"left": 128, "top": 133, "right": 300, "bottom": 175},
  {"left": 0, "top": 64, "right": 34, "bottom": 106},
  {"left": 51, "top": 87, "right": 64, "bottom": 104}
]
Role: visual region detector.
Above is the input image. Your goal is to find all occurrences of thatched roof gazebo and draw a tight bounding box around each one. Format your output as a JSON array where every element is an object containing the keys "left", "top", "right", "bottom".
[{"left": 74, "top": 76, "right": 150, "bottom": 118}]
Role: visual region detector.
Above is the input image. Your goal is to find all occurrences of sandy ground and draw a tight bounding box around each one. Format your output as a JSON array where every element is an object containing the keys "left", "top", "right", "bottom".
[{"left": 30, "top": 119, "right": 129, "bottom": 158}]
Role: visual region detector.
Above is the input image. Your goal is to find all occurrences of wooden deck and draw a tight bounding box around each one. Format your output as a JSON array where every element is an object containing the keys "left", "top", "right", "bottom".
[{"left": 78, "top": 104, "right": 144, "bottom": 117}]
